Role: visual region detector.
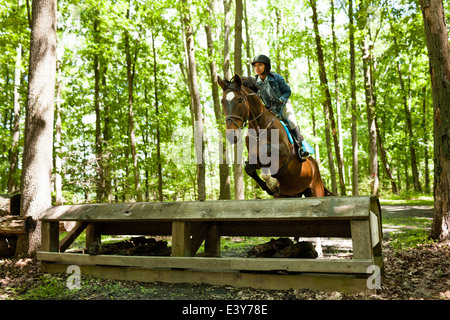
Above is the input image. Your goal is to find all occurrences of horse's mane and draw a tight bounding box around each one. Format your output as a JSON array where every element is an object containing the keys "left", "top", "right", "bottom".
[{"left": 222, "top": 76, "right": 259, "bottom": 94}]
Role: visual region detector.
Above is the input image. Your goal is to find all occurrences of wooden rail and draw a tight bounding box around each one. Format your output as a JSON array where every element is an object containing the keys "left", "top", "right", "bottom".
[{"left": 38, "top": 196, "right": 384, "bottom": 293}]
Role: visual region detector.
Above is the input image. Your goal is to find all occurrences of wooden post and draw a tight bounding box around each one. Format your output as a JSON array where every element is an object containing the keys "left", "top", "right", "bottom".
[
  {"left": 204, "top": 223, "right": 220, "bottom": 257},
  {"left": 41, "top": 221, "right": 59, "bottom": 252},
  {"left": 350, "top": 219, "right": 372, "bottom": 260},
  {"left": 86, "top": 223, "right": 101, "bottom": 248},
  {"left": 172, "top": 222, "right": 191, "bottom": 257}
]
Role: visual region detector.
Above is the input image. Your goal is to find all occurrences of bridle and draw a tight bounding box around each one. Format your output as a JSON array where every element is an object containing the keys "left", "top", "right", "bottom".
[{"left": 224, "top": 86, "right": 274, "bottom": 130}]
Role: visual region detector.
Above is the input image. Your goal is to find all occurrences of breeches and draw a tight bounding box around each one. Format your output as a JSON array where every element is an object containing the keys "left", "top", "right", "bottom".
[{"left": 282, "top": 101, "right": 298, "bottom": 130}]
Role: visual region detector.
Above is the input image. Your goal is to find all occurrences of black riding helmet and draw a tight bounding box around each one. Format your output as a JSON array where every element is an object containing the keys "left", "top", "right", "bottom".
[{"left": 251, "top": 54, "right": 271, "bottom": 74}]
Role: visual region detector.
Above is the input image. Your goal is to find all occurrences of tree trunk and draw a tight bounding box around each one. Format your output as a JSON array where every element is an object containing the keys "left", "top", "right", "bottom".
[
  {"left": 361, "top": 35, "right": 379, "bottom": 196},
  {"left": 151, "top": 27, "right": 163, "bottom": 202},
  {"left": 54, "top": 60, "right": 63, "bottom": 205},
  {"left": 397, "top": 61, "right": 421, "bottom": 192},
  {"left": 243, "top": 0, "right": 252, "bottom": 76},
  {"left": 310, "top": 0, "right": 345, "bottom": 195},
  {"left": 223, "top": 0, "right": 232, "bottom": 80},
  {"left": 349, "top": 0, "right": 359, "bottom": 195},
  {"left": 206, "top": 0, "right": 230, "bottom": 200},
  {"left": 15, "top": 0, "right": 57, "bottom": 258},
  {"left": 375, "top": 115, "right": 398, "bottom": 194},
  {"left": 124, "top": 3, "right": 141, "bottom": 202},
  {"left": 331, "top": 0, "right": 346, "bottom": 194},
  {"left": 422, "top": 87, "right": 430, "bottom": 193},
  {"left": 8, "top": 0, "right": 22, "bottom": 194},
  {"left": 420, "top": 0, "right": 450, "bottom": 241},
  {"left": 233, "top": 0, "right": 244, "bottom": 200},
  {"left": 182, "top": 0, "right": 206, "bottom": 201}
]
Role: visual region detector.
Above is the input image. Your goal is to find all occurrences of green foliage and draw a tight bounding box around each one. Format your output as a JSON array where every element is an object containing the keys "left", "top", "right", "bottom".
[
  {"left": 389, "top": 229, "right": 435, "bottom": 252},
  {"left": 0, "top": 0, "right": 437, "bottom": 201}
]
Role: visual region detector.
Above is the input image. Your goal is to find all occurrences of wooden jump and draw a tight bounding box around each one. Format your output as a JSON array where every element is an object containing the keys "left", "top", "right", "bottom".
[{"left": 37, "top": 196, "right": 384, "bottom": 293}]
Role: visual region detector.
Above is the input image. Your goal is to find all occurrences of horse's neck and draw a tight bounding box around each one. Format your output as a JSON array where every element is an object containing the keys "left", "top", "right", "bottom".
[{"left": 248, "top": 96, "right": 276, "bottom": 130}]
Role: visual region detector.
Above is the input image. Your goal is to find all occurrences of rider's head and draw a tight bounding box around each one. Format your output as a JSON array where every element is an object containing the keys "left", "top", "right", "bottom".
[{"left": 251, "top": 54, "right": 271, "bottom": 78}]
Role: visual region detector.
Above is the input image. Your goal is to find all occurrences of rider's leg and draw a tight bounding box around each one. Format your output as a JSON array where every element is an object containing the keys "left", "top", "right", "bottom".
[{"left": 283, "top": 102, "right": 309, "bottom": 161}]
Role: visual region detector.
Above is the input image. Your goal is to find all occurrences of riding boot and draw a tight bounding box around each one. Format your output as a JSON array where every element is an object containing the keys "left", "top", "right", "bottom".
[{"left": 290, "top": 126, "right": 309, "bottom": 161}]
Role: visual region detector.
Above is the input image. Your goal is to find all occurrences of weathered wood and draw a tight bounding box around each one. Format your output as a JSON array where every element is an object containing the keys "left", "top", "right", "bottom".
[
  {"left": 40, "top": 261, "right": 372, "bottom": 293},
  {"left": 59, "top": 222, "right": 88, "bottom": 253},
  {"left": 37, "top": 252, "right": 373, "bottom": 274},
  {"left": 351, "top": 220, "right": 373, "bottom": 259},
  {"left": 41, "top": 221, "right": 59, "bottom": 252},
  {"left": 172, "top": 222, "right": 191, "bottom": 257},
  {"left": 40, "top": 196, "right": 377, "bottom": 222}
]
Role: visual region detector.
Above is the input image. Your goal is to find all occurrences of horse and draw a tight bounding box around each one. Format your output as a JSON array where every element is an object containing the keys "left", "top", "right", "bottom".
[{"left": 218, "top": 74, "right": 333, "bottom": 198}]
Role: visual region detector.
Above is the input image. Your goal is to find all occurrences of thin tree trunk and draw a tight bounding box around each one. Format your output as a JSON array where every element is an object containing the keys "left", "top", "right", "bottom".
[
  {"left": 422, "top": 86, "right": 430, "bottom": 193},
  {"left": 206, "top": 0, "right": 230, "bottom": 200},
  {"left": 349, "top": 0, "right": 359, "bottom": 195},
  {"left": 223, "top": 0, "right": 232, "bottom": 80},
  {"left": 182, "top": 0, "right": 206, "bottom": 201},
  {"left": 54, "top": 60, "right": 63, "bottom": 205},
  {"left": 233, "top": 0, "right": 244, "bottom": 200},
  {"left": 93, "top": 18, "right": 105, "bottom": 202},
  {"left": 151, "top": 26, "right": 163, "bottom": 202},
  {"left": 331, "top": 0, "right": 345, "bottom": 193},
  {"left": 16, "top": 0, "right": 57, "bottom": 258},
  {"left": 361, "top": 34, "right": 379, "bottom": 195},
  {"left": 8, "top": 0, "right": 22, "bottom": 194},
  {"left": 243, "top": 0, "right": 252, "bottom": 76},
  {"left": 420, "top": 0, "right": 450, "bottom": 241},
  {"left": 397, "top": 61, "right": 421, "bottom": 192},
  {"left": 311, "top": 0, "right": 344, "bottom": 195},
  {"left": 124, "top": 3, "right": 141, "bottom": 201},
  {"left": 375, "top": 115, "right": 398, "bottom": 194}
]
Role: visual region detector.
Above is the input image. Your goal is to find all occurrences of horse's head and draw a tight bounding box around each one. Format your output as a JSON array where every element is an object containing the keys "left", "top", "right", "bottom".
[{"left": 218, "top": 74, "right": 250, "bottom": 143}]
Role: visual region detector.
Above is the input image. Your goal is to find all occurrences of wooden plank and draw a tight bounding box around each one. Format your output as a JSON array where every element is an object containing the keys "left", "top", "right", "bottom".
[
  {"left": 37, "top": 252, "right": 373, "bottom": 274},
  {"left": 171, "top": 222, "right": 191, "bottom": 257},
  {"left": 59, "top": 222, "right": 88, "bottom": 253},
  {"left": 40, "top": 221, "right": 59, "bottom": 252},
  {"left": 39, "top": 196, "right": 376, "bottom": 222},
  {"left": 40, "top": 262, "right": 373, "bottom": 293},
  {"left": 350, "top": 220, "right": 373, "bottom": 260}
]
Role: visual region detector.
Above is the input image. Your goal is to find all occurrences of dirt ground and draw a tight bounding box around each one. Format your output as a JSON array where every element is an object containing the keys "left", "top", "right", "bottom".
[{"left": 1, "top": 205, "right": 449, "bottom": 301}]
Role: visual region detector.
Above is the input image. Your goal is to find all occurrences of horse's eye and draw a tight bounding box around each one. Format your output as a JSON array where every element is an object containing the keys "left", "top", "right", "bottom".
[{"left": 238, "top": 99, "right": 244, "bottom": 103}]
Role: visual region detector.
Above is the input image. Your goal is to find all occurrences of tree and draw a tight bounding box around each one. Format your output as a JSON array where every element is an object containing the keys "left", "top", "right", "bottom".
[
  {"left": 205, "top": 0, "right": 231, "bottom": 200},
  {"left": 310, "top": 0, "right": 345, "bottom": 195},
  {"left": 348, "top": 0, "right": 359, "bottom": 195},
  {"left": 15, "top": 0, "right": 57, "bottom": 257},
  {"left": 181, "top": 0, "right": 206, "bottom": 201},
  {"left": 420, "top": 0, "right": 450, "bottom": 241}
]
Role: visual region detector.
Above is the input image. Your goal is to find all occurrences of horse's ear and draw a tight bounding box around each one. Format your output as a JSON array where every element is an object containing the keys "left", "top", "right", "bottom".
[
  {"left": 217, "top": 76, "right": 226, "bottom": 90},
  {"left": 233, "top": 74, "right": 243, "bottom": 88}
]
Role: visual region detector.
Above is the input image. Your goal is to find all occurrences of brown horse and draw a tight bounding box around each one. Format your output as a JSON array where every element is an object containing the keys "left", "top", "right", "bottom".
[{"left": 218, "top": 74, "right": 333, "bottom": 198}]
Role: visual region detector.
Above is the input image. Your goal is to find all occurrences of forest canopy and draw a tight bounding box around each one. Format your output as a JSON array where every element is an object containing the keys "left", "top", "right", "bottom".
[{"left": 1, "top": 0, "right": 448, "bottom": 204}]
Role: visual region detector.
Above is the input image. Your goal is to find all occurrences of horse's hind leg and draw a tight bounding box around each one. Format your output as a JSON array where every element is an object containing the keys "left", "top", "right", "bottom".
[{"left": 244, "top": 162, "right": 274, "bottom": 196}]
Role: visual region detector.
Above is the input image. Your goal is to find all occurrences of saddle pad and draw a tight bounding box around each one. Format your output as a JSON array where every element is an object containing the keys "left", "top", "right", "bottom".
[{"left": 280, "top": 121, "right": 315, "bottom": 155}]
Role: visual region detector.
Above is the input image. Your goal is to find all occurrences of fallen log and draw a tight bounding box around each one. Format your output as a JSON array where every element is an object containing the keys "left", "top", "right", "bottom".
[
  {"left": 0, "top": 215, "right": 34, "bottom": 235},
  {"left": 245, "top": 237, "right": 293, "bottom": 258},
  {"left": 88, "top": 237, "right": 171, "bottom": 256},
  {"left": 245, "top": 238, "right": 318, "bottom": 259}
]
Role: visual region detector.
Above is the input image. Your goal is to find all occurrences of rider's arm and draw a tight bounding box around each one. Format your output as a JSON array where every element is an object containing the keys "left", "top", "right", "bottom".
[{"left": 275, "top": 74, "right": 291, "bottom": 104}]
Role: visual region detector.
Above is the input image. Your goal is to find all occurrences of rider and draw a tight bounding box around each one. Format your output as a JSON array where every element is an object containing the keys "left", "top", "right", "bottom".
[{"left": 251, "top": 54, "right": 309, "bottom": 161}]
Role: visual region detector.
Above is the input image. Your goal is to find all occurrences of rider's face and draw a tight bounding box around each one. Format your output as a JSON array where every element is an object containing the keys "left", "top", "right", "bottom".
[{"left": 253, "top": 62, "right": 265, "bottom": 76}]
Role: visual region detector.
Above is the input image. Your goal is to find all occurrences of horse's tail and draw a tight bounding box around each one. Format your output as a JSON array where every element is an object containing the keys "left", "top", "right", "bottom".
[{"left": 323, "top": 186, "right": 336, "bottom": 197}]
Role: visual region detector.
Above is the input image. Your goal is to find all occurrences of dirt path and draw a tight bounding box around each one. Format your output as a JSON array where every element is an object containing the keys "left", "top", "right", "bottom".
[{"left": 0, "top": 205, "right": 449, "bottom": 300}]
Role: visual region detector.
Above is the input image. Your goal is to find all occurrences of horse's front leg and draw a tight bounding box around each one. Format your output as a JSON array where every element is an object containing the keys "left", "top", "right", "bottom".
[{"left": 244, "top": 161, "right": 274, "bottom": 196}]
